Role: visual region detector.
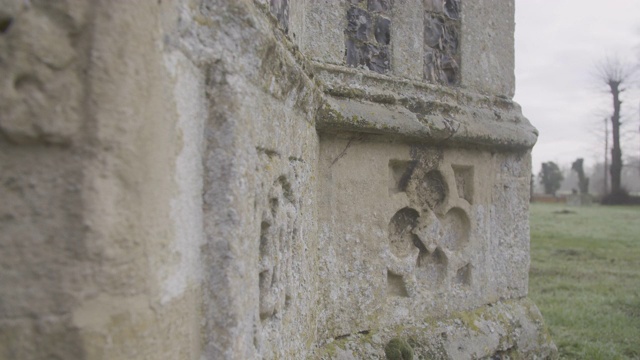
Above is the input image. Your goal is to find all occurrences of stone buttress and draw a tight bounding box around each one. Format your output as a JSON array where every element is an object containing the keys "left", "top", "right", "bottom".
[{"left": 0, "top": 0, "right": 556, "bottom": 359}]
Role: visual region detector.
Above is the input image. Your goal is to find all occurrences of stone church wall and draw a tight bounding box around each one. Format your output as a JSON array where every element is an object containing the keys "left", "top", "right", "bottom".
[{"left": 0, "top": 0, "right": 556, "bottom": 359}]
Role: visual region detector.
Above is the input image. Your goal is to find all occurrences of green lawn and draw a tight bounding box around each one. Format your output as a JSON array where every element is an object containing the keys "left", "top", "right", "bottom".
[{"left": 529, "top": 203, "right": 640, "bottom": 359}]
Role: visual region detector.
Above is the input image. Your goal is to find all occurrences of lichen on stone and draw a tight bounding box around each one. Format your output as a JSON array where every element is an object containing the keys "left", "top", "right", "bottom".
[{"left": 384, "top": 338, "right": 414, "bottom": 360}]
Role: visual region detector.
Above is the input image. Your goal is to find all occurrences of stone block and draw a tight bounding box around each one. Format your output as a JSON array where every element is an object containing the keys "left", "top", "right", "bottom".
[
  {"left": 391, "top": 0, "right": 423, "bottom": 80},
  {"left": 300, "top": 0, "right": 346, "bottom": 65},
  {"left": 460, "top": 0, "right": 516, "bottom": 96}
]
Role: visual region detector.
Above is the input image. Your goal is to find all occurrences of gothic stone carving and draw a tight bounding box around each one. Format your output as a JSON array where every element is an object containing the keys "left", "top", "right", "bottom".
[
  {"left": 386, "top": 159, "right": 474, "bottom": 298},
  {"left": 257, "top": 151, "right": 302, "bottom": 322},
  {"left": 317, "top": 139, "right": 492, "bottom": 339}
]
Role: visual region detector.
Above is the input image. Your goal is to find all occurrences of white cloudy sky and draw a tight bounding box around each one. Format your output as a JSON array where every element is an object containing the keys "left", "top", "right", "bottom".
[{"left": 514, "top": 0, "right": 640, "bottom": 173}]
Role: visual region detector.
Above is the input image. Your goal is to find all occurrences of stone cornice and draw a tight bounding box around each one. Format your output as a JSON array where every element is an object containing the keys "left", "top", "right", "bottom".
[{"left": 312, "top": 62, "right": 537, "bottom": 150}]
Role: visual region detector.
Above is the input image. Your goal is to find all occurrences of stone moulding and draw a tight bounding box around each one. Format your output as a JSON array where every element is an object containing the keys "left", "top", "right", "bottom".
[
  {"left": 311, "top": 298, "right": 556, "bottom": 359},
  {"left": 312, "top": 62, "right": 537, "bottom": 150}
]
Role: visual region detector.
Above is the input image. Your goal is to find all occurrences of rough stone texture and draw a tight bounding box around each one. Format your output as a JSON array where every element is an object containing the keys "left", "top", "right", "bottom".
[
  {"left": 311, "top": 298, "right": 555, "bottom": 359},
  {"left": 424, "top": 0, "right": 461, "bottom": 85},
  {"left": 345, "top": 1, "right": 392, "bottom": 73},
  {"left": 0, "top": 0, "right": 555, "bottom": 359},
  {"left": 314, "top": 138, "right": 535, "bottom": 344},
  {"left": 300, "top": 0, "right": 515, "bottom": 96},
  {"left": 313, "top": 65, "right": 537, "bottom": 150},
  {"left": 269, "top": 0, "right": 289, "bottom": 33},
  {"left": 301, "top": 1, "right": 347, "bottom": 65},
  {"left": 0, "top": 0, "right": 87, "bottom": 145},
  {"left": 391, "top": 0, "right": 424, "bottom": 80},
  {"left": 460, "top": 0, "right": 516, "bottom": 97},
  {"left": 1, "top": 1, "right": 204, "bottom": 358}
]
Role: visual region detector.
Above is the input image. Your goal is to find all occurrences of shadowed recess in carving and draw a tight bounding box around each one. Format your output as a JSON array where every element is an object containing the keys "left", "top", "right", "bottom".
[
  {"left": 259, "top": 221, "right": 271, "bottom": 257},
  {"left": 456, "top": 263, "right": 471, "bottom": 286},
  {"left": 259, "top": 220, "right": 277, "bottom": 320},
  {"left": 14, "top": 74, "right": 43, "bottom": 93},
  {"left": 414, "top": 170, "right": 447, "bottom": 209},
  {"left": 258, "top": 175, "right": 296, "bottom": 321},
  {"left": 0, "top": 15, "right": 13, "bottom": 34},
  {"left": 388, "top": 207, "right": 420, "bottom": 258},
  {"left": 269, "top": 197, "right": 279, "bottom": 218},
  {"left": 277, "top": 175, "right": 294, "bottom": 202},
  {"left": 259, "top": 272, "right": 272, "bottom": 317},
  {"left": 389, "top": 160, "right": 417, "bottom": 194},
  {"left": 440, "top": 207, "right": 469, "bottom": 251},
  {"left": 452, "top": 165, "right": 474, "bottom": 204},
  {"left": 387, "top": 270, "right": 409, "bottom": 297},
  {"left": 12, "top": 75, "right": 46, "bottom": 118},
  {"left": 417, "top": 245, "right": 446, "bottom": 267}
]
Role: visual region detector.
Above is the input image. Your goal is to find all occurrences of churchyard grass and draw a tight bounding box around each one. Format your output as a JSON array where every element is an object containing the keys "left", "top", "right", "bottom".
[{"left": 529, "top": 203, "right": 640, "bottom": 359}]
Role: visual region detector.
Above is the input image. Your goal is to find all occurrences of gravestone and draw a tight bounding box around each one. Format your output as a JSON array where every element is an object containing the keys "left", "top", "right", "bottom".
[{"left": 0, "top": 0, "right": 556, "bottom": 358}]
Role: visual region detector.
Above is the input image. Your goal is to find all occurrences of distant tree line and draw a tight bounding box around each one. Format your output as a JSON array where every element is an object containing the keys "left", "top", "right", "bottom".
[
  {"left": 534, "top": 157, "right": 640, "bottom": 199},
  {"left": 538, "top": 161, "right": 563, "bottom": 197}
]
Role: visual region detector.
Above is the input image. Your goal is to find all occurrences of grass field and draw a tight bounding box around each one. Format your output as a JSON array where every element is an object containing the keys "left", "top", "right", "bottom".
[{"left": 529, "top": 203, "right": 640, "bottom": 359}]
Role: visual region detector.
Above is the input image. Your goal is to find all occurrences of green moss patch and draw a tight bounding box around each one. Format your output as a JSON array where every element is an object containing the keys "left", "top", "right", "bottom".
[{"left": 384, "top": 338, "right": 413, "bottom": 360}]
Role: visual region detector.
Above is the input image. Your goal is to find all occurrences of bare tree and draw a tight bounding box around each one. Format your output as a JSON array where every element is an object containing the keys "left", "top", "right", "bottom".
[
  {"left": 571, "top": 158, "right": 589, "bottom": 195},
  {"left": 596, "top": 57, "right": 634, "bottom": 198},
  {"left": 604, "top": 117, "right": 609, "bottom": 194}
]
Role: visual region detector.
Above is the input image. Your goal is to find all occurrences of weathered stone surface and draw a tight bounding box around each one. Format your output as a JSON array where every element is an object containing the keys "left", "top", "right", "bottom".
[
  {"left": 0, "top": 0, "right": 554, "bottom": 359},
  {"left": 345, "top": 3, "right": 392, "bottom": 73},
  {"left": 374, "top": 16, "right": 391, "bottom": 45},
  {"left": 313, "top": 64, "right": 537, "bottom": 150},
  {"left": 314, "top": 138, "right": 538, "bottom": 343},
  {"left": 424, "top": 3, "right": 460, "bottom": 85},
  {"left": 300, "top": 0, "right": 514, "bottom": 95},
  {"left": 391, "top": 0, "right": 423, "bottom": 80},
  {"left": 347, "top": 6, "right": 372, "bottom": 42},
  {"left": 269, "top": 0, "right": 289, "bottom": 33},
  {"left": 301, "top": 1, "right": 346, "bottom": 65},
  {"left": 460, "top": 0, "right": 516, "bottom": 97},
  {"left": 368, "top": 0, "right": 393, "bottom": 13},
  {"left": 2, "top": 1, "right": 204, "bottom": 359},
  {"left": 311, "top": 298, "right": 556, "bottom": 359},
  {"left": 0, "top": 0, "right": 87, "bottom": 144}
]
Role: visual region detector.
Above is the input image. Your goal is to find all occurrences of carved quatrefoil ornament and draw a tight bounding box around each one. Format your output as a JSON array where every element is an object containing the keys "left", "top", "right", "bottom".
[{"left": 385, "top": 166, "right": 473, "bottom": 297}]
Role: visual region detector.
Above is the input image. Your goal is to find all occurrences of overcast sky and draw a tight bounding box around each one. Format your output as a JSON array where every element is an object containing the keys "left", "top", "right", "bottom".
[{"left": 514, "top": 0, "right": 640, "bottom": 173}]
